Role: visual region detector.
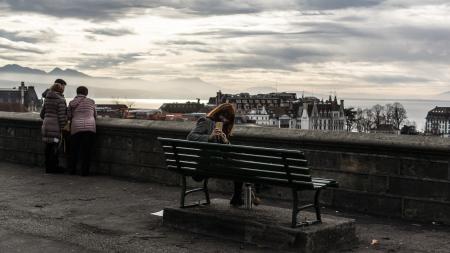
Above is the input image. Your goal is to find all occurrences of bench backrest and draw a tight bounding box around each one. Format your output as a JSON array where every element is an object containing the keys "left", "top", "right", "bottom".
[{"left": 158, "top": 137, "right": 314, "bottom": 190}]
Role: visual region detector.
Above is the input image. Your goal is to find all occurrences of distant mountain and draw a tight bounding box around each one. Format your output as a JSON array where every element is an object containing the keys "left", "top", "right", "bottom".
[
  {"left": 0, "top": 64, "right": 47, "bottom": 75},
  {"left": 48, "top": 67, "right": 90, "bottom": 77},
  {"left": 0, "top": 64, "right": 221, "bottom": 99},
  {"left": 0, "top": 64, "right": 90, "bottom": 77}
]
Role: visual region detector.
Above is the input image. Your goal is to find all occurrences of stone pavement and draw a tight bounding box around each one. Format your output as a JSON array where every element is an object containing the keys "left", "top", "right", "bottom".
[{"left": 0, "top": 162, "right": 449, "bottom": 253}]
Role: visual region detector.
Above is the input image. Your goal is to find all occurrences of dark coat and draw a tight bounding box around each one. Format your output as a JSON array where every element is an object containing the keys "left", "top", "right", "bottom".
[
  {"left": 187, "top": 117, "right": 216, "bottom": 142},
  {"left": 40, "top": 90, "right": 67, "bottom": 142}
]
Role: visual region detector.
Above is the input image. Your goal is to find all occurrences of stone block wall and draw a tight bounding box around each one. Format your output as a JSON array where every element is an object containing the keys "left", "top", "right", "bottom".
[{"left": 0, "top": 111, "right": 449, "bottom": 224}]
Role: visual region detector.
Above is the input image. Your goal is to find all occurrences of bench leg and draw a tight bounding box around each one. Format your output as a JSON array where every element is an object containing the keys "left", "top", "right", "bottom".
[
  {"left": 292, "top": 190, "right": 299, "bottom": 228},
  {"left": 203, "top": 178, "right": 211, "bottom": 205},
  {"left": 179, "top": 175, "right": 211, "bottom": 208},
  {"left": 291, "top": 189, "right": 323, "bottom": 228},
  {"left": 314, "top": 188, "right": 322, "bottom": 222},
  {"left": 180, "top": 175, "right": 187, "bottom": 208}
]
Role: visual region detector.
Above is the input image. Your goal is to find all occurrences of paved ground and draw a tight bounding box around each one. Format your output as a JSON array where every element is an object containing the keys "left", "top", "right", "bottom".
[{"left": 0, "top": 162, "right": 449, "bottom": 253}]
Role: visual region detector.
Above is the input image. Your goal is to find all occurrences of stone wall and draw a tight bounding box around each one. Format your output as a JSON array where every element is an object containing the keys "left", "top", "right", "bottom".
[{"left": 1, "top": 111, "right": 449, "bottom": 224}]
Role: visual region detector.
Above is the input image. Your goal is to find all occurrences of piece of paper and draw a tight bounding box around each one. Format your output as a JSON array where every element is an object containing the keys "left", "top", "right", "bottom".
[{"left": 151, "top": 210, "right": 164, "bottom": 217}]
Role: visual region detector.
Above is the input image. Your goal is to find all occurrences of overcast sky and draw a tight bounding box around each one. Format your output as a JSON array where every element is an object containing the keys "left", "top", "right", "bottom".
[{"left": 0, "top": 0, "right": 449, "bottom": 98}]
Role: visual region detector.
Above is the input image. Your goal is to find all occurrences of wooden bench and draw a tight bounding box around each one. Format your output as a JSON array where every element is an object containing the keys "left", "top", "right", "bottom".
[{"left": 158, "top": 137, "right": 338, "bottom": 228}]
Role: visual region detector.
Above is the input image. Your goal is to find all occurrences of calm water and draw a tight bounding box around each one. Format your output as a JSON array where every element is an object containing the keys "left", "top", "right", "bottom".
[{"left": 92, "top": 98, "right": 450, "bottom": 132}]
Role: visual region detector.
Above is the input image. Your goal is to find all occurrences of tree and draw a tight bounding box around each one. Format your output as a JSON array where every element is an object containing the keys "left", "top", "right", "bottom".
[
  {"left": 371, "top": 104, "right": 384, "bottom": 128},
  {"left": 344, "top": 107, "right": 357, "bottom": 132},
  {"left": 391, "top": 102, "right": 407, "bottom": 130},
  {"left": 355, "top": 108, "right": 364, "bottom": 132},
  {"left": 384, "top": 103, "right": 393, "bottom": 124},
  {"left": 361, "top": 108, "right": 375, "bottom": 132}
]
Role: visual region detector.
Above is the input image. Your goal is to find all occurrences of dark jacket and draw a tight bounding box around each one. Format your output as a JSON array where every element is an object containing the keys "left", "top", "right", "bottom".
[
  {"left": 40, "top": 90, "right": 67, "bottom": 142},
  {"left": 187, "top": 117, "right": 218, "bottom": 142}
]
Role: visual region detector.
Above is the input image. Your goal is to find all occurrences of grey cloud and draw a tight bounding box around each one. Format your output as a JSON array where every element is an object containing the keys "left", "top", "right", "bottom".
[
  {"left": 0, "top": 52, "right": 28, "bottom": 61},
  {"left": 164, "top": 40, "right": 207, "bottom": 45},
  {"left": 361, "top": 75, "right": 432, "bottom": 84},
  {"left": 0, "top": 39, "right": 46, "bottom": 54},
  {"left": 196, "top": 46, "right": 331, "bottom": 71},
  {"left": 75, "top": 53, "right": 142, "bottom": 69},
  {"left": 0, "top": 28, "right": 57, "bottom": 43},
  {"left": 181, "top": 29, "right": 310, "bottom": 38},
  {"left": 197, "top": 57, "right": 298, "bottom": 72},
  {"left": 301, "top": 0, "right": 384, "bottom": 10},
  {"left": 85, "top": 27, "right": 134, "bottom": 36},
  {"left": 1, "top": 0, "right": 389, "bottom": 20},
  {"left": 182, "top": 22, "right": 376, "bottom": 40}
]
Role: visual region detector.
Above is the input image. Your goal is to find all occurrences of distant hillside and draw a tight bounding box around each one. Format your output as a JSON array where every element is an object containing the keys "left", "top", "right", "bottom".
[
  {"left": 0, "top": 64, "right": 220, "bottom": 99},
  {"left": 0, "top": 64, "right": 47, "bottom": 75},
  {"left": 0, "top": 64, "right": 90, "bottom": 78},
  {"left": 48, "top": 67, "right": 90, "bottom": 77}
]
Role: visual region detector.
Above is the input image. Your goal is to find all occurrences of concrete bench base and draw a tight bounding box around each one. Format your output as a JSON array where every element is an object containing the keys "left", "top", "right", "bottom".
[{"left": 163, "top": 199, "right": 357, "bottom": 253}]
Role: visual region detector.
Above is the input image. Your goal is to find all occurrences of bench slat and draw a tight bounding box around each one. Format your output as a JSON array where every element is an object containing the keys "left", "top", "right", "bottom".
[
  {"left": 165, "top": 160, "right": 201, "bottom": 169},
  {"left": 159, "top": 138, "right": 303, "bottom": 159},
  {"left": 207, "top": 157, "right": 311, "bottom": 180},
  {"left": 202, "top": 164, "right": 314, "bottom": 188},
  {"left": 164, "top": 153, "right": 201, "bottom": 163},
  {"left": 219, "top": 152, "right": 308, "bottom": 167},
  {"left": 198, "top": 170, "right": 315, "bottom": 189},
  {"left": 163, "top": 146, "right": 202, "bottom": 156},
  {"left": 167, "top": 165, "right": 197, "bottom": 175}
]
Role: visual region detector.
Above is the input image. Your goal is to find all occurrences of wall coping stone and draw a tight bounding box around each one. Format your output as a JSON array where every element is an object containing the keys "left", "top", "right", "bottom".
[{"left": 1, "top": 111, "right": 450, "bottom": 154}]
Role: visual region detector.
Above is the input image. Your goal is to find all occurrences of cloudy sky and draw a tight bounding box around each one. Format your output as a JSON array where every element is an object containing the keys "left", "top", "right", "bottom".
[{"left": 0, "top": 0, "right": 449, "bottom": 98}]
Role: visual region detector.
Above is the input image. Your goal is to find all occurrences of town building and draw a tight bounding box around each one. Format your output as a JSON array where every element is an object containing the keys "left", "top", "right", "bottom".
[
  {"left": 0, "top": 82, "right": 41, "bottom": 112},
  {"left": 296, "top": 97, "right": 346, "bottom": 131},
  {"left": 160, "top": 99, "right": 209, "bottom": 114},
  {"left": 96, "top": 104, "right": 129, "bottom": 118},
  {"left": 209, "top": 91, "right": 346, "bottom": 131},
  {"left": 425, "top": 107, "right": 450, "bottom": 136}
]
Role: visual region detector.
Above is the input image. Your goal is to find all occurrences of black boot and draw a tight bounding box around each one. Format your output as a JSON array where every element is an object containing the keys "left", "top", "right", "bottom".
[
  {"left": 230, "top": 181, "right": 244, "bottom": 207},
  {"left": 230, "top": 193, "right": 244, "bottom": 207}
]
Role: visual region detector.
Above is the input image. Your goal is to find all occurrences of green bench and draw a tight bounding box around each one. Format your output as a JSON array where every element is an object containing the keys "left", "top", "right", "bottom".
[{"left": 158, "top": 137, "right": 338, "bottom": 228}]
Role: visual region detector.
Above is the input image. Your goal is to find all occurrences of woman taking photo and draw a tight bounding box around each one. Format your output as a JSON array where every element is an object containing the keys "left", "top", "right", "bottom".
[
  {"left": 68, "top": 86, "right": 97, "bottom": 176},
  {"left": 187, "top": 103, "right": 245, "bottom": 206}
]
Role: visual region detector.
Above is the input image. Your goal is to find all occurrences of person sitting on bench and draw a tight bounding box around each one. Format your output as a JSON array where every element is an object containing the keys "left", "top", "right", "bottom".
[{"left": 186, "top": 103, "right": 246, "bottom": 206}]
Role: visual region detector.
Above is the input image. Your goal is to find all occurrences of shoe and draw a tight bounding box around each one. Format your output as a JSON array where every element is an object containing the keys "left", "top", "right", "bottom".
[{"left": 230, "top": 194, "right": 244, "bottom": 207}]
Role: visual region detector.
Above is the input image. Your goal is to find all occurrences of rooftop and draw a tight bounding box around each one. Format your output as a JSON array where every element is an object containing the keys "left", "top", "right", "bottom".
[{"left": 0, "top": 162, "right": 449, "bottom": 253}]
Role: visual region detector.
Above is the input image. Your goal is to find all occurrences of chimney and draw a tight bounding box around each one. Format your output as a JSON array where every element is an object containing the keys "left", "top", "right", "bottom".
[
  {"left": 20, "top": 81, "right": 25, "bottom": 105},
  {"left": 216, "top": 90, "right": 222, "bottom": 106},
  {"left": 340, "top": 99, "right": 344, "bottom": 107},
  {"left": 197, "top": 98, "right": 200, "bottom": 104}
]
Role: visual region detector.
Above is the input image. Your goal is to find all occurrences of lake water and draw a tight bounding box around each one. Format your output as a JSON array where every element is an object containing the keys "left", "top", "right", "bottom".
[{"left": 92, "top": 98, "right": 450, "bottom": 132}]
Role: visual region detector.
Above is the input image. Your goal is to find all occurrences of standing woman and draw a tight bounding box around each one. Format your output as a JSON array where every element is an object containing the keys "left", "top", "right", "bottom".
[
  {"left": 68, "top": 86, "right": 97, "bottom": 176},
  {"left": 40, "top": 82, "right": 67, "bottom": 173},
  {"left": 187, "top": 103, "right": 245, "bottom": 206}
]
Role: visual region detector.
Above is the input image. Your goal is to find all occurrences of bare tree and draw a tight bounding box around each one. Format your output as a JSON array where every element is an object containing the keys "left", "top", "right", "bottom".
[
  {"left": 391, "top": 102, "right": 407, "bottom": 130},
  {"left": 361, "top": 108, "right": 375, "bottom": 132},
  {"left": 355, "top": 108, "right": 364, "bottom": 132},
  {"left": 344, "top": 107, "right": 357, "bottom": 132},
  {"left": 372, "top": 104, "right": 384, "bottom": 128},
  {"left": 384, "top": 103, "right": 393, "bottom": 124}
]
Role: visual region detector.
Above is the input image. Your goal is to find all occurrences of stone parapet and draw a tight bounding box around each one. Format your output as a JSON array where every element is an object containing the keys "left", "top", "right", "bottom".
[{"left": 0, "top": 111, "right": 449, "bottom": 224}]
